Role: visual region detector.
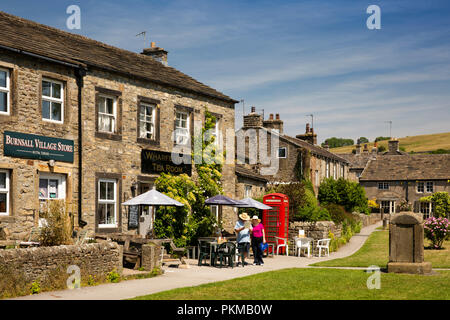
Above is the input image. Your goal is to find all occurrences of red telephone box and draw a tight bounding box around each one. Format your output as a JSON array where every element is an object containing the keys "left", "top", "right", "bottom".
[{"left": 262, "top": 193, "right": 289, "bottom": 254}]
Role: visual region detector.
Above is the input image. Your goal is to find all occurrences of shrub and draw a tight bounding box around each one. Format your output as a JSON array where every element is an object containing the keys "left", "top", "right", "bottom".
[
  {"left": 424, "top": 217, "right": 450, "bottom": 249},
  {"left": 318, "top": 178, "right": 369, "bottom": 214},
  {"left": 106, "top": 269, "right": 121, "bottom": 283},
  {"left": 39, "top": 200, "right": 73, "bottom": 246},
  {"left": 30, "top": 280, "right": 41, "bottom": 295}
]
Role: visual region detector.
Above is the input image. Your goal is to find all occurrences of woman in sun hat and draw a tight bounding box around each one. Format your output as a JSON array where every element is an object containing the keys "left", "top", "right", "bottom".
[
  {"left": 234, "top": 212, "right": 252, "bottom": 266},
  {"left": 250, "top": 215, "right": 266, "bottom": 266}
]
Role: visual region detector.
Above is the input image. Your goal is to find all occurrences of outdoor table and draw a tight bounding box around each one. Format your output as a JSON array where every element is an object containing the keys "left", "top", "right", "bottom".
[{"left": 294, "top": 237, "right": 315, "bottom": 257}]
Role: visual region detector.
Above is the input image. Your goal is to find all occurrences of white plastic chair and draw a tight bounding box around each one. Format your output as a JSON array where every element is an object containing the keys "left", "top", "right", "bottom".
[
  {"left": 275, "top": 236, "right": 289, "bottom": 256},
  {"left": 316, "top": 238, "right": 331, "bottom": 257},
  {"left": 294, "top": 237, "right": 311, "bottom": 258}
]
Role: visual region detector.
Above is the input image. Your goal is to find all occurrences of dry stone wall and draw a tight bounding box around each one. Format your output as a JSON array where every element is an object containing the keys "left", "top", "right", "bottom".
[{"left": 0, "top": 242, "right": 122, "bottom": 282}]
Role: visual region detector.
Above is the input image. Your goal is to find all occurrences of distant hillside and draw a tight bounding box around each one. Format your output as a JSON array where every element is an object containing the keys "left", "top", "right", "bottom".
[{"left": 330, "top": 132, "right": 450, "bottom": 153}]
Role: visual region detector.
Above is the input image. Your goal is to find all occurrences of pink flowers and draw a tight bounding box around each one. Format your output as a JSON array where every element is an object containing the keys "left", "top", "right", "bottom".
[{"left": 424, "top": 217, "right": 450, "bottom": 249}]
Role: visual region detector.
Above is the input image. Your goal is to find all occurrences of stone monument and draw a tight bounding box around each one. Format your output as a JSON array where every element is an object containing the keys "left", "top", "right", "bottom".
[{"left": 387, "top": 212, "right": 432, "bottom": 274}]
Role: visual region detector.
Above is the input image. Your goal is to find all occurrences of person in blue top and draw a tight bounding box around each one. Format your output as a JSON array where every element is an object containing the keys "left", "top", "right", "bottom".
[{"left": 234, "top": 212, "right": 252, "bottom": 266}]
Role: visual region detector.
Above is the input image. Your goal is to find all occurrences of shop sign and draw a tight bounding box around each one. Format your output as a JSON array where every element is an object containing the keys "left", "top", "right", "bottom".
[
  {"left": 141, "top": 149, "right": 192, "bottom": 176},
  {"left": 3, "top": 131, "right": 74, "bottom": 163}
]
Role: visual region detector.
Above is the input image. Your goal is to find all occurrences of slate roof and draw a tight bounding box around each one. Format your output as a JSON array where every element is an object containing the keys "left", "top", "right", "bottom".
[
  {"left": 359, "top": 154, "right": 450, "bottom": 181},
  {"left": 0, "top": 11, "right": 237, "bottom": 104},
  {"left": 235, "top": 164, "right": 269, "bottom": 183},
  {"left": 336, "top": 153, "right": 373, "bottom": 169}
]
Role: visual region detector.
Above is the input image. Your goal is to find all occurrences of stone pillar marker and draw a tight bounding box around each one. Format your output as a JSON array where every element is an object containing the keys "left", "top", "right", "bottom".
[{"left": 387, "top": 212, "right": 432, "bottom": 274}]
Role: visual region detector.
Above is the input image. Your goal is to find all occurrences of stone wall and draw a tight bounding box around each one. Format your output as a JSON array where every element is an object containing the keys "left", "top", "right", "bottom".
[
  {"left": 0, "top": 242, "right": 122, "bottom": 282},
  {"left": 141, "top": 243, "right": 163, "bottom": 271}
]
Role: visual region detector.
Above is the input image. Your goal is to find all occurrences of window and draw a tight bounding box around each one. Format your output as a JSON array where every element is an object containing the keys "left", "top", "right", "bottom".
[
  {"left": 175, "top": 111, "right": 190, "bottom": 145},
  {"left": 417, "top": 181, "right": 424, "bottom": 193},
  {"left": 0, "top": 170, "right": 9, "bottom": 215},
  {"left": 39, "top": 174, "right": 66, "bottom": 200},
  {"left": 244, "top": 185, "right": 252, "bottom": 198},
  {"left": 139, "top": 103, "right": 156, "bottom": 140},
  {"left": 0, "top": 68, "right": 10, "bottom": 115},
  {"left": 315, "top": 170, "right": 319, "bottom": 186},
  {"left": 98, "top": 179, "right": 117, "bottom": 228},
  {"left": 42, "top": 79, "right": 64, "bottom": 123},
  {"left": 426, "top": 181, "right": 434, "bottom": 193},
  {"left": 278, "top": 147, "right": 287, "bottom": 158},
  {"left": 333, "top": 163, "right": 337, "bottom": 179},
  {"left": 378, "top": 182, "right": 389, "bottom": 190},
  {"left": 98, "top": 95, "right": 116, "bottom": 133},
  {"left": 212, "top": 118, "right": 220, "bottom": 145},
  {"left": 420, "top": 202, "right": 434, "bottom": 219},
  {"left": 326, "top": 161, "right": 330, "bottom": 178}
]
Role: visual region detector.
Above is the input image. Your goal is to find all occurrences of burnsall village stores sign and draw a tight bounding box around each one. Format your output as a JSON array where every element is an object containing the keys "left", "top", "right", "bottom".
[{"left": 3, "top": 131, "right": 74, "bottom": 163}]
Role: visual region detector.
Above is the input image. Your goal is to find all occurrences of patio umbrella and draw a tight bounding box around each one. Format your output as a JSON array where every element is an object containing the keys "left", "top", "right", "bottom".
[
  {"left": 204, "top": 194, "right": 245, "bottom": 206},
  {"left": 123, "top": 189, "right": 184, "bottom": 207},
  {"left": 122, "top": 189, "right": 184, "bottom": 238},
  {"left": 235, "top": 198, "right": 273, "bottom": 210}
]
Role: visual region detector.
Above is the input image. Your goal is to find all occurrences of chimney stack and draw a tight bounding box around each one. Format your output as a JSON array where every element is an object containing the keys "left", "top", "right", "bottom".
[
  {"left": 371, "top": 141, "right": 378, "bottom": 155},
  {"left": 263, "top": 112, "right": 283, "bottom": 133},
  {"left": 243, "top": 106, "right": 263, "bottom": 128},
  {"left": 387, "top": 139, "right": 400, "bottom": 154},
  {"left": 296, "top": 122, "right": 317, "bottom": 145},
  {"left": 355, "top": 139, "right": 361, "bottom": 155},
  {"left": 141, "top": 42, "right": 168, "bottom": 66}
]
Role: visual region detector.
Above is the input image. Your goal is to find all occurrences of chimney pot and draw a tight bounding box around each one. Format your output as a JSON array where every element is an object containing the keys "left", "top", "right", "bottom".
[
  {"left": 269, "top": 114, "right": 274, "bottom": 120},
  {"left": 151, "top": 41, "right": 156, "bottom": 48},
  {"left": 306, "top": 123, "right": 310, "bottom": 133},
  {"left": 275, "top": 113, "right": 280, "bottom": 120},
  {"left": 251, "top": 106, "right": 256, "bottom": 113}
]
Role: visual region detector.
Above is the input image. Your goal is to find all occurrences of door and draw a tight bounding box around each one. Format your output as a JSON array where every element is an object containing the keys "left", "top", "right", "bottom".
[{"left": 138, "top": 182, "right": 154, "bottom": 236}]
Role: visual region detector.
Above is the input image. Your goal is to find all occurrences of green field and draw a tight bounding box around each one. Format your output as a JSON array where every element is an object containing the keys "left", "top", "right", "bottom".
[
  {"left": 311, "top": 230, "right": 450, "bottom": 268},
  {"left": 330, "top": 132, "right": 450, "bottom": 153},
  {"left": 132, "top": 268, "right": 450, "bottom": 300}
]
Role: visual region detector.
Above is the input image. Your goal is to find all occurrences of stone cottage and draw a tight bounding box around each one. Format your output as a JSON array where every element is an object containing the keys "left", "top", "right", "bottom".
[
  {"left": 235, "top": 108, "right": 350, "bottom": 195},
  {"left": 0, "top": 11, "right": 238, "bottom": 240}
]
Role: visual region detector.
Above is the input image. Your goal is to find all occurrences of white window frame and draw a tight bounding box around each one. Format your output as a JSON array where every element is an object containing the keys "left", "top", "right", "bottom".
[
  {"left": 211, "top": 205, "right": 219, "bottom": 222},
  {"left": 420, "top": 202, "right": 434, "bottom": 219},
  {"left": 0, "top": 170, "right": 10, "bottom": 216},
  {"left": 277, "top": 147, "right": 287, "bottom": 159},
  {"left": 315, "top": 170, "right": 319, "bottom": 186},
  {"left": 39, "top": 173, "right": 66, "bottom": 201},
  {"left": 417, "top": 181, "right": 424, "bottom": 193},
  {"left": 139, "top": 102, "right": 156, "bottom": 140},
  {"left": 42, "top": 78, "right": 64, "bottom": 123},
  {"left": 244, "top": 185, "right": 252, "bottom": 198},
  {"left": 333, "top": 162, "right": 337, "bottom": 179},
  {"left": 175, "top": 111, "right": 190, "bottom": 145},
  {"left": 0, "top": 68, "right": 10, "bottom": 116},
  {"left": 326, "top": 161, "right": 330, "bottom": 178},
  {"left": 425, "top": 181, "right": 434, "bottom": 193},
  {"left": 212, "top": 118, "right": 221, "bottom": 146},
  {"left": 378, "top": 182, "right": 389, "bottom": 190},
  {"left": 98, "top": 95, "right": 117, "bottom": 133},
  {"left": 98, "top": 179, "right": 117, "bottom": 228}
]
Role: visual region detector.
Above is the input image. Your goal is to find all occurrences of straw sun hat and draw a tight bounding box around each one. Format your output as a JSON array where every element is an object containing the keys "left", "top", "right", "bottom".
[
  {"left": 251, "top": 215, "right": 261, "bottom": 222},
  {"left": 239, "top": 212, "right": 250, "bottom": 221}
]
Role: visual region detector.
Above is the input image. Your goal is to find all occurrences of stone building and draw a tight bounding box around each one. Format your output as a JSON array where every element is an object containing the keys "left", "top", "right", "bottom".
[
  {"left": 0, "top": 11, "right": 238, "bottom": 240},
  {"left": 359, "top": 154, "right": 450, "bottom": 217},
  {"left": 235, "top": 108, "right": 349, "bottom": 195}
]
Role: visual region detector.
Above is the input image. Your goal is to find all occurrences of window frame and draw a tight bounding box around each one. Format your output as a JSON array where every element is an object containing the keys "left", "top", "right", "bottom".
[
  {"left": 97, "top": 94, "right": 117, "bottom": 134},
  {"left": 244, "top": 185, "right": 252, "bottom": 198},
  {"left": 0, "top": 68, "right": 10, "bottom": 116},
  {"left": 0, "top": 170, "right": 10, "bottom": 216},
  {"left": 38, "top": 173, "right": 66, "bottom": 201},
  {"left": 417, "top": 181, "right": 424, "bottom": 193},
  {"left": 174, "top": 110, "right": 190, "bottom": 146},
  {"left": 425, "top": 181, "right": 434, "bottom": 193},
  {"left": 420, "top": 201, "right": 434, "bottom": 219},
  {"left": 138, "top": 102, "right": 156, "bottom": 140},
  {"left": 41, "top": 78, "right": 64, "bottom": 124},
  {"left": 378, "top": 182, "right": 389, "bottom": 190},
  {"left": 277, "top": 147, "right": 287, "bottom": 159},
  {"left": 98, "top": 179, "right": 117, "bottom": 229}
]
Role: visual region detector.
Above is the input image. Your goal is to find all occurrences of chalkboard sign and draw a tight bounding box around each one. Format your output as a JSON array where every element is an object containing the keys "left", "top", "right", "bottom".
[{"left": 128, "top": 206, "right": 139, "bottom": 229}]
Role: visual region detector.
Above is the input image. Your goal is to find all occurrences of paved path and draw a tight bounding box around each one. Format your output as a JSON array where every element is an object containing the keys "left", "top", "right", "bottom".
[{"left": 12, "top": 221, "right": 382, "bottom": 300}]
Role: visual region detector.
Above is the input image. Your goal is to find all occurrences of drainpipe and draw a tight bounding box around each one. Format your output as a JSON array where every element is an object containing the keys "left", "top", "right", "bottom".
[{"left": 75, "top": 68, "right": 87, "bottom": 228}]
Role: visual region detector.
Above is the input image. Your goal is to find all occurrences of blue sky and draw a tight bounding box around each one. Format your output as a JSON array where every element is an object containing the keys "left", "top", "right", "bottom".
[{"left": 2, "top": 0, "right": 450, "bottom": 143}]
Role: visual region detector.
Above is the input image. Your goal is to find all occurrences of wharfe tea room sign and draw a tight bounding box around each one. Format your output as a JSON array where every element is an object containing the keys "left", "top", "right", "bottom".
[
  {"left": 3, "top": 131, "right": 74, "bottom": 163},
  {"left": 141, "top": 149, "right": 192, "bottom": 175}
]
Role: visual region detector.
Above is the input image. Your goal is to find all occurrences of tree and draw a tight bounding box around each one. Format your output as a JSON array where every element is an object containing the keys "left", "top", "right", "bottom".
[
  {"left": 359, "top": 137, "right": 369, "bottom": 143},
  {"left": 420, "top": 192, "right": 450, "bottom": 218},
  {"left": 318, "top": 178, "right": 369, "bottom": 214},
  {"left": 321, "top": 137, "right": 354, "bottom": 148},
  {"left": 154, "top": 108, "right": 224, "bottom": 247},
  {"left": 375, "top": 136, "right": 390, "bottom": 142}
]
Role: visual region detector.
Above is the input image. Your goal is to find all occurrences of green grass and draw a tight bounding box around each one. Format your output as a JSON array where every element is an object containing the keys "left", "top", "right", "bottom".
[
  {"left": 311, "top": 230, "right": 450, "bottom": 268},
  {"left": 132, "top": 268, "right": 450, "bottom": 300},
  {"left": 330, "top": 131, "right": 450, "bottom": 153}
]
